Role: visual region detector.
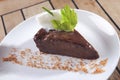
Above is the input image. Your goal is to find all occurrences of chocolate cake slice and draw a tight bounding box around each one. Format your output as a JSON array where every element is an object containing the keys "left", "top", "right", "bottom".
[{"left": 34, "top": 28, "right": 99, "bottom": 59}]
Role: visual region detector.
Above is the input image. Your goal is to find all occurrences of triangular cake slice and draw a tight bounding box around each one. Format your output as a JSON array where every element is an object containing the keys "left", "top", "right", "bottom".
[{"left": 34, "top": 28, "right": 99, "bottom": 59}]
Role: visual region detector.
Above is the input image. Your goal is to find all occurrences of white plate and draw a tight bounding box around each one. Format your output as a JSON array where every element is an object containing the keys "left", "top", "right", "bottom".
[{"left": 0, "top": 9, "right": 120, "bottom": 80}]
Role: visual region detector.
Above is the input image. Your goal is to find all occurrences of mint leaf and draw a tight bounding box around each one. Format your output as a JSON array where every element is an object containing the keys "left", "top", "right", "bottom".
[
  {"left": 42, "top": 7, "right": 54, "bottom": 16},
  {"left": 61, "top": 6, "right": 77, "bottom": 31},
  {"left": 51, "top": 20, "right": 61, "bottom": 30}
]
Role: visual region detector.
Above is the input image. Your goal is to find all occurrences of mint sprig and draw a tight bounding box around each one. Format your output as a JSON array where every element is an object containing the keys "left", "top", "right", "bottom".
[{"left": 43, "top": 5, "right": 77, "bottom": 32}]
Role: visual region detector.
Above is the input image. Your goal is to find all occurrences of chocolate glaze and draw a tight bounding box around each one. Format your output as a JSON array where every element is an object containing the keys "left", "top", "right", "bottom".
[{"left": 34, "top": 28, "right": 99, "bottom": 59}]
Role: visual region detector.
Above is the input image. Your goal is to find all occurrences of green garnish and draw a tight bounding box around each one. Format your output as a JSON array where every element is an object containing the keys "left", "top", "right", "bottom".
[
  {"left": 43, "top": 5, "right": 77, "bottom": 32},
  {"left": 42, "top": 7, "right": 54, "bottom": 16}
]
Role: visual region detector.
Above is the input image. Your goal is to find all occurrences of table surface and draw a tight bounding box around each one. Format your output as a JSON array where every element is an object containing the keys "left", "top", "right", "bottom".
[{"left": 0, "top": 0, "right": 120, "bottom": 79}]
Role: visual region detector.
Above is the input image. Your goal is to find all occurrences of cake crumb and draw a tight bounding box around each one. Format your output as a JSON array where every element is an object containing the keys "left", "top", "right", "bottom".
[
  {"left": 20, "top": 51, "right": 26, "bottom": 59},
  {"left": 81, "top": 66, "right": 88, "bottom": 73},
  {"left": 3, "top": 54, "right": 17, "bottom": 62},
  {"left": 2, "top": 54, "right": 22, "bottom": 65},
  {"left": 100, "top": 58, "right": 108, "bottom": 66},
  {"left": 2, "top": 48, "right": 108, "bottom": 74},
  {"left": 92, "top": 68, "right": 105, "bottom": 74},
  {"left": 25, "top": 48, "right": 31, "bottom": 53}
]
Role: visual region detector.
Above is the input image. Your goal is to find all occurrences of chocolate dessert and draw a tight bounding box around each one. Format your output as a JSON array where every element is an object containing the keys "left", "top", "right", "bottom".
[{"left": 34, "top": 28, "right": 99, "bottom": 59}]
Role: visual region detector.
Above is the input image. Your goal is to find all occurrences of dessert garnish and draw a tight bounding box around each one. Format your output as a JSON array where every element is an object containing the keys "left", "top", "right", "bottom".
[
  {"left": 42, "top": 5, "right": 77, "bottom": 32},
  {"left": 3, "top": 48, "right": 107, "bottom": 73}
]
